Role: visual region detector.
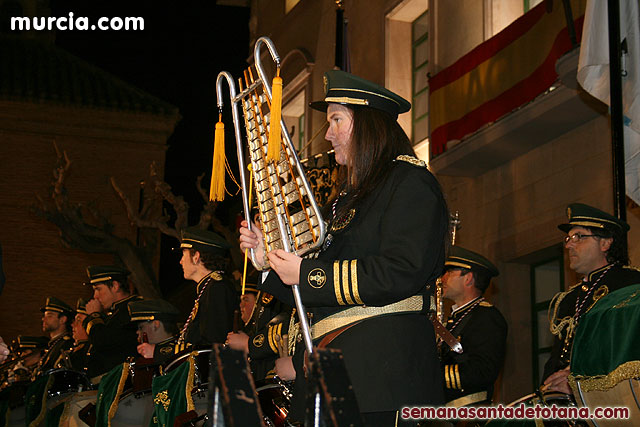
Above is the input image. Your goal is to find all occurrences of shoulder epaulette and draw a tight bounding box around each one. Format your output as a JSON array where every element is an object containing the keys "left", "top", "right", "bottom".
[
  {"left": 395, "top": 154, "right": 427, "bottom": 168},
  {"left": 479, "top": 301, "right": 493, "bottom": 307},
  {"left": 622, "top": 265, "right": 640, "bottom": 272},
  {"left": 568, "top": 281, "right": 583, "bottom": 291}
]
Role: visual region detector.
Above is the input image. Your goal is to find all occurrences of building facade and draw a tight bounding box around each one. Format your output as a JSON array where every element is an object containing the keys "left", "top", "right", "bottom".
[{"left": 248, "top": 0, "right": 636, "bottom": 404}]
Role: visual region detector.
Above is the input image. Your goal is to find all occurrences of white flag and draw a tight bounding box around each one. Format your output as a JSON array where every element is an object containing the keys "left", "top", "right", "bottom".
[{"left": 577, "top": 0, "right": 640, "bottom": 205}]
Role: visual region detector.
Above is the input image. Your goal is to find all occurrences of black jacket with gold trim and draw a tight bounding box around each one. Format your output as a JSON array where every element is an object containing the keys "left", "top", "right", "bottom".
[
  {"left": 153, "top": 336, "right": 177, "bottom": 364},
  {"left": 542, "top": 263, "right": 640, "bottom": 381},
  {"left": 67, "top": 340, "right": 94, "bottom": 377},
  {"left": 184, "top": 272, "right": 237, "bottom": 347},
  {"left": 261, "top": 157, "right": 448, "bottom": 412},
  {"left": 36, "top": 332, "right": 74, "bottom": 375},
  {"left": 83, "top": 294, "right": 142, "bottom": 376},
  {"left": 440, "top": 298, "right": 507, "bottom": 405},
  {"left": 243, "top": 292, "right": 292, "bottom": 381}
]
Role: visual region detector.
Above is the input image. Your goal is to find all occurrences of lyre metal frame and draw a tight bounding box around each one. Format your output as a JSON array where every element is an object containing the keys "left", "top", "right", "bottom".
[{"left": 215, "top": 36, "right": 321, "bottom": 354}]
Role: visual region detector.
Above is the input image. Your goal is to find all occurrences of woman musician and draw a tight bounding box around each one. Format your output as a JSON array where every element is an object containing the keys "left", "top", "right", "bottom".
[{"left": 240, "top": 70, "right": 448, "bottom": 425}]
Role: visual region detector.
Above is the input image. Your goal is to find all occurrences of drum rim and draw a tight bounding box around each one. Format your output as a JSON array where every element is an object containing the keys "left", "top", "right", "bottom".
[{"left": 163, "top": 348, "right": 212, "bottom": 372}]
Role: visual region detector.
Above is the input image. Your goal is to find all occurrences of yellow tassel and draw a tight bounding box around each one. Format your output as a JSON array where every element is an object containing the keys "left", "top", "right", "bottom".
[
  {"left": 267, "top": 71, "right": 283, "bottom": 163},
  {"left": 209, "top": 114, "right": 226, "bottom": 201}
]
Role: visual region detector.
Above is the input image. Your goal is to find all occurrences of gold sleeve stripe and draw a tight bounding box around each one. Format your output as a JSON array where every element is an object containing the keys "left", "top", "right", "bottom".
[
  {"left": 86, "top": 317, "right": 104, "bottom": 335},
  {"left": 342, "top": 260, "right": 354, "bottom": 305},
  {"left": 350, "top": 260, "right": 363, "bottom": 304},
  {"left": 268, "top": 325, "right": 277, "bottom": 353},
  {"left": 450, "top": 364, "right": 457, "bottom": 389},
  {"left": 451, "top": 364, "right": 458, "bottom": 389},
  {"left": 445, "top": 365, "right": 452, "bottom": 389},
  {"left": 455, "top": 364, "right": 461, "bottom": 390},
  {"left": 334, "top": 261, "right": 345, "bottom": 305},
  {"left": 274, "top": 323, "right": 282, "bottom": 354}
]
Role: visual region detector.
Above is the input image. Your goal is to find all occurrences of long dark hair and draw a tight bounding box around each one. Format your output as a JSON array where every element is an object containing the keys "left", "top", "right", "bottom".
[{"left": 331, "top": 106, "right": 415, "bottom": 218}]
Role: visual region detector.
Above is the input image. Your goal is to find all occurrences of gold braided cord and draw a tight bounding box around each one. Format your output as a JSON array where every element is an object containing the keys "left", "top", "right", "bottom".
[
  {"left": 287, "top": 308, "right": 299, "bottom": 356},
  {"left": 224, "top": 156, "right": 241, "bottom": 196},
  {"left": 548, "top": 285, "right": 573, "bottom": 338},
  {"left": 186, "top": 353, "right": 197, "bottom": 412},
  {"left": 569, "top": 360, "right": 640, "bottom": 393},
  {"left": 107, "top": 362, "right": 130, "bottom": 427}
]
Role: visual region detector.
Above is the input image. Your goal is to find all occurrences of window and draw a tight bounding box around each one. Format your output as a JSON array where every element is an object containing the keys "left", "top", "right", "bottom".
[
  {"left": 385, "top": 0, "right": 429, "bottom": 162},
  {"left": 530, "top": 256, "right": 564, "bottom": 385},
  {"left": 282, "top": 90, "right": 305, "bottom": 152},
  {"left": 412, "top": 10, "right": 429, "bottom": 147}
]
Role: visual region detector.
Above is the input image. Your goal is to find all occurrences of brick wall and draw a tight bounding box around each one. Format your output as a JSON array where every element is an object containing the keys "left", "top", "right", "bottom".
[{"left": 0, "top": 101, "right": 178, "bottom": 344}]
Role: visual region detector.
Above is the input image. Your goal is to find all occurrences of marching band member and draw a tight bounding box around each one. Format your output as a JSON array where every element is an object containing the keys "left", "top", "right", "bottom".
[
  {"left": 543, "top": 203, "right": 640, "bottom": 394},
  {"left": 83, "top": 266, "right": 142, "bottom": 378},
  {"left": 175, "top": 227, "right": 238, "bottom": 351},
  {"left": 440, "top": 247, "right": 507, "bottom": 407},
  {"left": 34, "top": 297, "right": 74, "bottom": 376},
  {"left": 130, "top": 298, "right": 179, "bottom": 364},
  {"left": 240, "top": 70, "right": 449, "bottom": 425}
]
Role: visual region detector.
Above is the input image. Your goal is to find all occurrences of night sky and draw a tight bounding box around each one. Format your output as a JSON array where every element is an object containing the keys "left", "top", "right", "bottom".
[{"left": 50, "top": 1, "right": 251, "bottom": 296}]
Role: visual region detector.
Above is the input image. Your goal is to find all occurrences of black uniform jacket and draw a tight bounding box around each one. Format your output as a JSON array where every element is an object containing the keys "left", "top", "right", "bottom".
[
  {"left": 542, "top": 263, "right": 640, "bottom": 381},
  {"left": 38, "top": 332, "right": 74, "bottom": 374},
  {"left": 83, "top": 294, "right": 142, "bottom": 377},
  {"left": 184, "top": 272, "right": 238, "bottom": 346},
  {"left": 153, "top": 336, "right": 177, "bottom": 364},
  {"left": 68, "top": 340, "right": 95, "bottom": 377},
  {"left": 243, "top": 291, "right": 292, "bottom": 381},
  {"left": 440, "top": 298, "right": 507, "bottom": 405},
  {"left": 261, "top": 157, "right": 448, "bottom": 412}
]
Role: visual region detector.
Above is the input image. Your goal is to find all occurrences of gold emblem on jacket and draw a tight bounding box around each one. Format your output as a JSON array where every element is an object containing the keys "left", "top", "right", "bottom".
[
  {"left": 308, "top": 268, "right": 326, "bottom": 288},
  {"left": 253, "top": 334, "right": 265, "bottom": 347}
]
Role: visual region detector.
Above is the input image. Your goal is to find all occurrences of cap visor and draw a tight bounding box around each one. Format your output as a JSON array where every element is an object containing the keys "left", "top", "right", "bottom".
[
  {"left": 558, "top": 223, "right": 573, "bottom": 233},
  {"left": 309, "top": 100, "right": 328, "bottom": 112}
]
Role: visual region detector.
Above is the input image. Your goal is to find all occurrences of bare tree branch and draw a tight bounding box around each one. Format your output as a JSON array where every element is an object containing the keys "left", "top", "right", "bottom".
[{"left": 33, "top": 144, "right": 162, "bottom": 298}]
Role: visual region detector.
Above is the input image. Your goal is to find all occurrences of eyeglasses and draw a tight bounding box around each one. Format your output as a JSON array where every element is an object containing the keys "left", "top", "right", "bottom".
[{"left": 564, "top": 233, "right": 600, "bottom": 244}]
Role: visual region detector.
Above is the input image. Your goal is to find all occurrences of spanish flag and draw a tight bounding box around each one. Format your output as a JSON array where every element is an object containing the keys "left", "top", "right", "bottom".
[{"left": 429, "top": 0, "right": 586, "bottom": 156}]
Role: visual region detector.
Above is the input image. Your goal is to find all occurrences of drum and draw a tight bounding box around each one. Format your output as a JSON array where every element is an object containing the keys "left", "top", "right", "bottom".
[
  {"left": 51, "top": 390, "right": 98, "bottom": 427},
  {"left": 45, "top": 369, "right": 93, "bottom": 402},
  {"left": 127, "top": 358, "right": 161, "bottom": 394},
  {"left": 164, "top": 348, "right": 212, "bottom": 395},
  {"left": 485, "top": 391, "right": 576, "bottom": 426},
  {"left": 110, "top": 390, "right": 156, "bottom": 427},
  {"left": 109, "top": 359, "right": 162, "bottom": 427},
  {"left": 255, "top": 378, "right": 293, "bottom": 427},
  {"left": 574, "top": 378, "right": 639, "bottom": 427},
  {"left": 569, "top": 285, "right": 640, "bottom": 427},
  {"left": 156, "top": 349, "right": 212, "bottom": 422}
]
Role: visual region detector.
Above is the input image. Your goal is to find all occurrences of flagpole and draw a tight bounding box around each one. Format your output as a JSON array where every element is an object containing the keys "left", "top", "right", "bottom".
[
  {"left": 608, "top": 0, "right": 625, "bottom": 219},
  {"left": 608, "top": 0, "right": 629, "bottom": 257},
  {"left": 335, "top": 0, "right": 344, "bottom": 70}
]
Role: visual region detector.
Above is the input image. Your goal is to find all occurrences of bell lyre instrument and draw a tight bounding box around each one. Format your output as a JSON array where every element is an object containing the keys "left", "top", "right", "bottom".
[
  {"left": 215, "top": 37, "right": 325, "bottom": 354},
  {"left": 436, "top": 211, "right": 461, "bottom": 322},
  {"left": 431, "top": 211, "right": 463, "bottom": 354}
]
